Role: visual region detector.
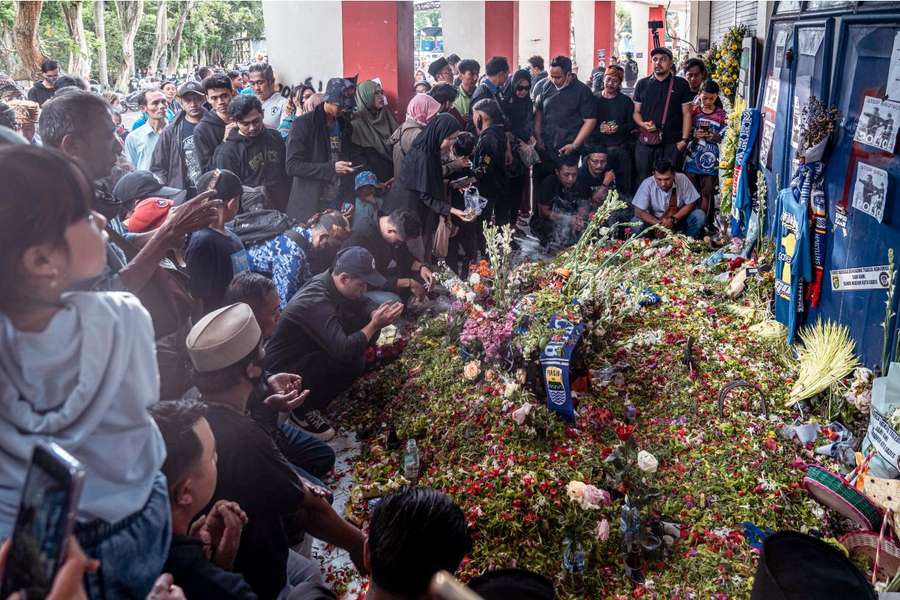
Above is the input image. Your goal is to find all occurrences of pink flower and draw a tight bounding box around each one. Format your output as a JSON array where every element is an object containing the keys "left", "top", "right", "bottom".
[{"left": 581, "top": 485, "right": 610, "bottom": 509}]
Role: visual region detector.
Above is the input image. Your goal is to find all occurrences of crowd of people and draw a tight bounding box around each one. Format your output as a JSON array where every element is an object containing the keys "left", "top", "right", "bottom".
[{"left": 0, "top": 42, "right": 729, "bottom": 600}]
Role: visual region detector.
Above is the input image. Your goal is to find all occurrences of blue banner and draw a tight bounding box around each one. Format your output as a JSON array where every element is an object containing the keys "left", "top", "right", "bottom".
[
  {"left": 730, "top": 109, "right": 761, "bottom": 238},
  {"left": 539, "top": 316, "right": 585, "bottom": 423}
]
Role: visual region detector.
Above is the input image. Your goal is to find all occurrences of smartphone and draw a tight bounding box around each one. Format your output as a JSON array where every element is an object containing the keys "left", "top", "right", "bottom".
[
  {"left": 351, "top": 164, "right": 366, "bottom": 172},
  {"left": 0, "top": 444, "right": 85, "bottom": 599}
]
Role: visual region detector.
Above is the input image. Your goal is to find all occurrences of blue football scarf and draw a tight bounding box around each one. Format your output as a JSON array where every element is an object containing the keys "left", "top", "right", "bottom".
[
  {"left": 730, "top": 109, "right": 761, "bottom": 238},
  {"left": 540, "top": 316, "right": 585, "bottom": 423}
]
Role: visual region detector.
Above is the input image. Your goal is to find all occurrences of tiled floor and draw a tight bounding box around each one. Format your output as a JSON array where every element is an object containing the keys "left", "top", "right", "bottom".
[{"left": 311, "top": 431, "right": 367, "bottom": 598}]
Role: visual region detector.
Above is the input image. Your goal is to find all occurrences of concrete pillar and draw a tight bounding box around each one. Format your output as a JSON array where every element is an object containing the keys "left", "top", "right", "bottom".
[
  {"left": 341, "top": 1, "right": 414, "bottom": 124},
  {"left": 485, "top": 1, "right": 518, "bottom": 66},
  {"left": 690, "top": 0, "right": 712, "bottom": 52},
  {"left": 593, "top": 0, "right": 615, "bottom": 65},
  {"left": 518, "top": 0, "right": 550, "bottom": 67},
  {"left": 572, "top": 1, "right": 595, "bottom": 73},
  {"left": 624, "top": 1, "right": 650, "bottom": 79},
  {"left": 441, "top": 1, "right": 486, "bottom": 65},
  {"left": 548, "top": 0, "right": 571, "bottom": 59},
  {"left": 262, "top": 0, "right": 343, "bottom": 89}
]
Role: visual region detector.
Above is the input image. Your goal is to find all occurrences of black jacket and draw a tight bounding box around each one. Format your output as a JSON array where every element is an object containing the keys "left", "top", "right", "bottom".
[
  {"left": 265, "top": 270, "right": 378, "bottom": 373},
  {"left": 342, "top": 213, "right": 416, "bottom": 291},
  {"left": 151, "top": 110, "right": 199, "bottom": 193},
  {"left": 27, "top": 81, "right": 54, "bottom": 106},
  {"left": 285, "top": 103, "right": 362, "bottom": 222},
  {"left": 163, "top": 535, "right": 257, "bottom": 600},
  {"left": 473, "top": 125, "right": 509, "bottom": 201},
  {"left": 213, "top": 128, "right": 290, "bottom": 211},
  {"left": 194, "top": 110, "right": 227, "bottom": 173}
]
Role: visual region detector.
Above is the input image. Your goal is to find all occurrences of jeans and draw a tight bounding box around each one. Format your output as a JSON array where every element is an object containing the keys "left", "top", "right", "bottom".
[
  {"left": 277, "top": 550, "right": 325, "bottom": 600},
  {"left": 278, "top": 421, "right": 336, "bottom": 487},
  {"left": 77, "top": 472, "right": 171, "bottom": 600},
  {"left": 634, "top": 142, "right": 682, "bottom": 185},
  {"left": 633, "top": 208, "right": 707, "bottom": 239},
  {"left": 294, "top": 350, "right": 366, "bottom": 413}
]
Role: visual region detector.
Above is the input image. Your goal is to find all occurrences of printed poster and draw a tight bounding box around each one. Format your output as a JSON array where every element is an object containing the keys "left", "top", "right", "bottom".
[
  {"left": 831, "top": 265, "right": 892, "bottom": 292},
  {"left": 760, "top": 119, "right": 776, "bottom": 169},
  {"left": 852, "top": 162, "right": 889, "bottom": 222},
  {"left": 774, "top": 30, "right": 788, "bottom": 78},
  {"left": 799, "top": 29, "right": 825, "bottom": 57},
  {"left": 854, "top": 96, "right": 900, "bottom": 153},
  {"left": 763, "top": 78, "right": 780, "bottom": 114},
  {"left": 888, "top": 31, "right": 900, "bottom": 102}
]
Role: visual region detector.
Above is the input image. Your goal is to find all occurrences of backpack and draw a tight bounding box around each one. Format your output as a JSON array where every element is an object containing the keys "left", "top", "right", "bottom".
[{"left": 229, "top": 209, "right": 306, "bottom": 247}]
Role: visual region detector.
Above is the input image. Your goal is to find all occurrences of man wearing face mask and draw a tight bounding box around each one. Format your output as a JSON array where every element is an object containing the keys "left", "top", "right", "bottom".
[
  {"left": 632, "top": 47, "right": 695, "bottom": 183},
  {"left": 534, "top": 55, "right": 597, "bottom": 167},
  {"left": 213, "top": 94, "right": 290, "bottom": 212},
  {"left": 27, "top": 59, "right": 59, "bottom": 106}
]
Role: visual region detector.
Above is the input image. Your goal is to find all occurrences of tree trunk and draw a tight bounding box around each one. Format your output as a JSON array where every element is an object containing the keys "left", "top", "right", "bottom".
[
  {"left": 114, "top": 0, "right": 144, "bottom": 91},
  {"left": 12, "top": 0, "right": 45, "bottom": 80},
  {"left": 166, "top": 0, "right": 193, "bottom": 77},
  {"left": 146, "top": 0, "right": 167, "bottom": 76},
  {"left": 94, "top": 0, "right": 109, "bottom": 88},
  {"left": 62, "top": 1, "right": 91, "bottom": 80}
]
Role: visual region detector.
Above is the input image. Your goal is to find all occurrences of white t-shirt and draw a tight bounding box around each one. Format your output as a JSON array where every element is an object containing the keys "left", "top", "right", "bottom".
[
  {"left": 260, "top": 92, "right": 288, "bottom": 129},
  {"left": 632, "top": 172, "right": 700, "bottom": 218}
]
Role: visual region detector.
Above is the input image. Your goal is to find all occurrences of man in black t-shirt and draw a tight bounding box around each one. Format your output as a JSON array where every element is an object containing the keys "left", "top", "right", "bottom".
[
  {"left": 151, "top": 399, "right": 257, "bottom": 600},
  {"left": 632, "top": 47, "right": 694, "bottom": 183},
  {"left": 593, "top": 65, "right": 635, "bottom": 196},
  {"left": 27, "top": 58, "right": 58, "bottom": 106},
  {"left": 151, "top": 80, "right": 208, "bottom": 197},
  {"left": 184, "top": 303, "right": 367, "bottom": 600},
  {"left": 534, "top": 55, "right": 597, "bottom": 166},
  {"left": 529, "top": 154, "right": 590, "bottom": 249}
]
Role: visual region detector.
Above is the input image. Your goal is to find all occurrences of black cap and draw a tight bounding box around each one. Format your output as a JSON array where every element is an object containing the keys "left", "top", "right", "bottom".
[
  {"left": 650, "top": 47, "right": 674, "bottom": 60},
  {"left": 113, "top": 171, "right": 185, "bottom": 205},
  {"left": 333, "top": 246, "right": 386, "bottom": 287},
  {"left": 177, "top": 80, "right": 205, "bottom": 98},
  {"left": 428, "top": 57, "right": 449, "bottom": 78}
]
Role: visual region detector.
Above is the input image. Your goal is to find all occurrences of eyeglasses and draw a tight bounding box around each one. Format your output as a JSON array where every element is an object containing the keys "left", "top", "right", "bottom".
[{"left": 516, "top": 85, "right": 530, "bottom": 92}]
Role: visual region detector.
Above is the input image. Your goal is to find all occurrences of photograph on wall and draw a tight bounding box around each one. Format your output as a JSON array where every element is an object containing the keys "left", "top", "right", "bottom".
[
  {"left": 760, "top": 119, "right": 776, "bottom": 169},
  {"left": 851, "top": 162, "right": 888, "bottom": 223},
  {"left": 853, "top": 96, "right": 900, "bottom": 153},
  {"left": 773, "top": 30, "right": 788, "bottom": 77}
]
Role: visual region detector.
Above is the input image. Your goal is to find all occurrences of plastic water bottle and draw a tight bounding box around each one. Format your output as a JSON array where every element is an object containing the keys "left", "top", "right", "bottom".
[
  {"left": 403, "top": 439, "right": 420, "bottom": 480},
  {"left": 562, "top": 537, "right": 586, "bottom": 593}
]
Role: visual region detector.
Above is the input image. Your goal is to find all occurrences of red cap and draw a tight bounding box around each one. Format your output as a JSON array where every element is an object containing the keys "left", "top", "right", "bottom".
[{"left": 125, "top": 197, "right": 173, "bottom": 233}]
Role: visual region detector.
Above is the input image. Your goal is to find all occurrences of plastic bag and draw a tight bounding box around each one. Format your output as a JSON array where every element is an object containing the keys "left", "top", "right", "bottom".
[
  {"left": 464, "top": 186, "right": 489, "bottom": 216},
  {"left": 861, "top": 364, "right": 900, "bottom": 479}
]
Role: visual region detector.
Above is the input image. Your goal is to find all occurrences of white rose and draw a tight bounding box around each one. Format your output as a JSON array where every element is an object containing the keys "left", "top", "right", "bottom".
[
  {"left": 637, "top": 450, "right": 658, "bottom": 473},
  {"left": 566, "top": 481, "right": 586, "bottom": 502},
  {"left": 468, "top": 272, "right": 481, "bottom": 286}
]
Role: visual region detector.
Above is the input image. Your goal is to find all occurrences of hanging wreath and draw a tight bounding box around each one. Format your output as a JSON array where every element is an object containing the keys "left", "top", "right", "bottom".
[{"left": 710, "top": 24, "right": 747, "bottom": 102}]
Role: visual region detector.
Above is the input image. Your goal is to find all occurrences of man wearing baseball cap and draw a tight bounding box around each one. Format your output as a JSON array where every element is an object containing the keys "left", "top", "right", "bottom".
[
  {"left": 632, "top": 46, "right": 695, "bottom": 183},
  {"left": 266, "top": 246, "right": 403, "bottom": 439},
  {"left": 285, "top": 77, "right": 362, "bottom": 222},
  {"left": 151, "top": 80, "right": 209, "bottom": 197},
  {"left": 184, "top": 302, "right": 367, "bottom": 599},
  {"left": 114, "top": 170, "right": 187, "bottom": 209}
]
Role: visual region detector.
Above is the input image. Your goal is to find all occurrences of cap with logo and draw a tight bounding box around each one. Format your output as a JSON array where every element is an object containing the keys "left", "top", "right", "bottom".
[
  {"left": 186, "top": 303, "right": 262, "bottom": 373},
  {"left": 125, "top": 198, "right": 174, "bottom": 233},
  {"left": 334, "top": 246, "right": 386, "bottom": 287},
  {"left": 324, "top": 78, "right": 357, "bottom": 110},
  {"left": 177, "top": 80, "right": 205, "bottom": 99},
  {"left": 355, "top": 170, "right": 378, "bottom": 190},
  {"left": 113, "top": 170, "right": 186, "bottom": 206}
]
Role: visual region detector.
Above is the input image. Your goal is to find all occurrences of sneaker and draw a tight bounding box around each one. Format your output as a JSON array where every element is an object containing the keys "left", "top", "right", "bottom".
[{"left": 290, "top": 410, "right": 335, "bottom": 441}]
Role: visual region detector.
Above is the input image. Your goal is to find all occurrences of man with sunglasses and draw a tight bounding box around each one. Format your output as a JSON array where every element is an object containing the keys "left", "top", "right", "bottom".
[
  {"left": 213, "top": 94, "right": 290, "bottom": 212},
  {"left": 247, "top": 62, "right": 287, "bottom": 130}
]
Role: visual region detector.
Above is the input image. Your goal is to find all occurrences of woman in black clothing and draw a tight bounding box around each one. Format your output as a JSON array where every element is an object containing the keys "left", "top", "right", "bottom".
[
  {"left": 504, "top": 69, "right": 534, "bottom": 223},
  {"left": 386, "top": 113, "right": 467, "bottom": 261},
  {"left": 472, "top": 98, "right": 510, "bottom": 229}
]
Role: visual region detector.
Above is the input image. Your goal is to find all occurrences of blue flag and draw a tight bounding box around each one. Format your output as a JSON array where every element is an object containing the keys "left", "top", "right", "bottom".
[{"left": 540, "top": 316, "right": 585, "bottom": 423}]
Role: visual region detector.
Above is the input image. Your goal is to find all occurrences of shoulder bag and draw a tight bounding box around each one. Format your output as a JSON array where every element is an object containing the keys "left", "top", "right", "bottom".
[{"left": 638, "top": 75, "right": 675, "bottom": 147}]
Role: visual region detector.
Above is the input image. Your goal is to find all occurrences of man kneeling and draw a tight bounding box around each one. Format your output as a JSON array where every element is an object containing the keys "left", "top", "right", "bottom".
[
  {"left": 265, "top": 246, "right": 403, "bottom": 440},
  {"left": 631, "top": 158, "right": 705, "bottom": 238}
]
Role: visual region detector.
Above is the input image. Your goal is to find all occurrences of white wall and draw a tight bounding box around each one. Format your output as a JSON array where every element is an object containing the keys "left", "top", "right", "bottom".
[
  {"left": 518, "top": 0, "right": 549, "bottom": 69},
  {"left": 262, "top": 0, "right": 343, "bottom": 89},
  {"left": 572, "top": 0, "right": 595, "bottom": 73},
  {"left": 441, "top": 1, "right": 486, "bottom": 64}
]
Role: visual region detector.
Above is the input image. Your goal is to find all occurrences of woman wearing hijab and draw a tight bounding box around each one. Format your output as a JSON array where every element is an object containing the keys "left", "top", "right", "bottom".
[
  {"left": 385, "top": 113, "right": 469, "bottom": 261},
  {"left": 389, "top": 94, "right": 441, "bottom": 179},
  {"left": 505, "top": 69, "right": 536, "bottom": 222},
  {"left": 351, "top": 80, "right": 398, "bottom": 182}
]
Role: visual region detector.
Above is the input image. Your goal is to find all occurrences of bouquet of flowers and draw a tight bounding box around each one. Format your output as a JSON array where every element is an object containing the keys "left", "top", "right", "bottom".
[
  {"left": 796, "top": 96, "right": 840, "bottom": 162},
  {"left": 711, "top": 24, "right": 747, "bottom": 101}
]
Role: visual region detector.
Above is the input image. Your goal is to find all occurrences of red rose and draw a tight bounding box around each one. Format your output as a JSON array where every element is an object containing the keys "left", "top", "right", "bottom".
[{"left": 615, "top": 423, "right": 636, "bottom": 441}]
